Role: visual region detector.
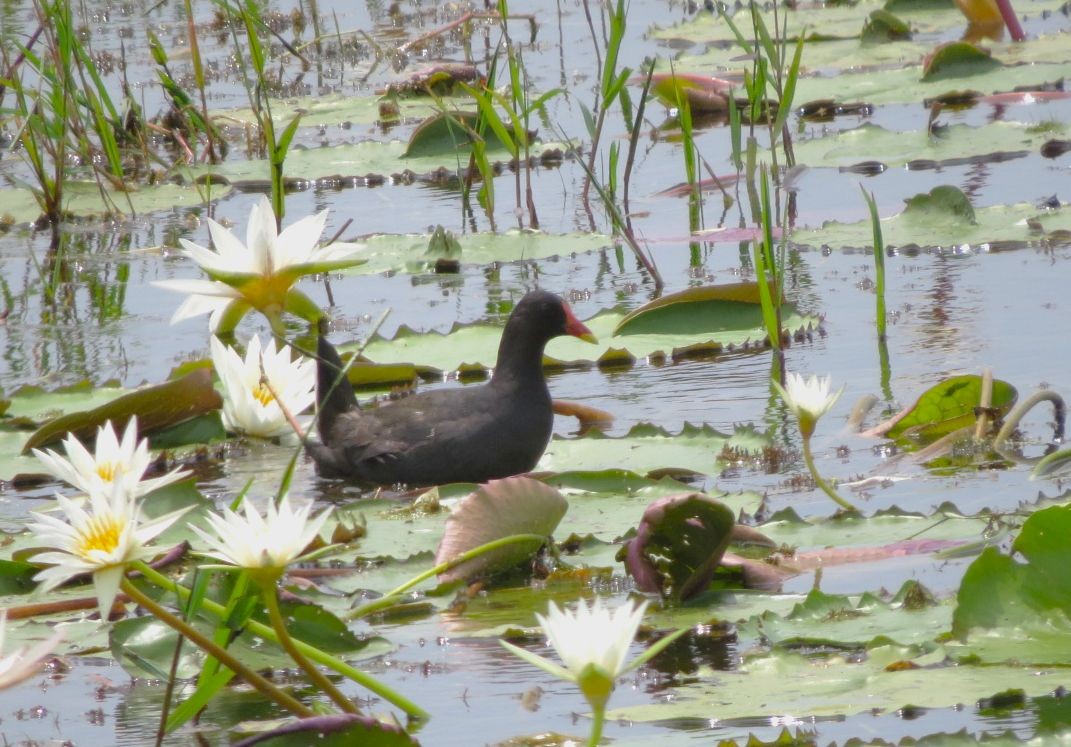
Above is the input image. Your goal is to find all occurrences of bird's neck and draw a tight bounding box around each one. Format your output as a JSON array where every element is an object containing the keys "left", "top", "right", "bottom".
[{"left": 491, "top": 330, "right": 550, "bottom": 390}]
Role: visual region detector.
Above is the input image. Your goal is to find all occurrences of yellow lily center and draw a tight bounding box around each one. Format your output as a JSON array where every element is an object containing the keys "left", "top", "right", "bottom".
[
  {"left": 96, "top": 461, "right": 124, "bottom": 483},
  {"left": 252, "top": 381, "right": 276, "bottom": 407},
  {"left": 238, "top": 274, "right": 293, "bottom": 316},
  {"left": 77, "top": 515, "right": 124, "bottom": 558}
]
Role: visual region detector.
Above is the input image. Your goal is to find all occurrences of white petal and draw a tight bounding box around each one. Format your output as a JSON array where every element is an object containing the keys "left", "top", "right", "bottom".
[
  {"left": 92, "top": 565, "right": 125, "bottom": 621},
  {"left": 274, "top": 209, "right": 328, "bottom": 269}
]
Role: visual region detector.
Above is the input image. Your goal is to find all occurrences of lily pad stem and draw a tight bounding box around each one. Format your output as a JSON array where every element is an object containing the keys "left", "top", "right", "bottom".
[
  {"left": 347, "top": 533, "right": 551, "bottom": 620},
  {"left": 131, "top": 562, "right": 429, "bottom": 721},
  {"left": 118, "top": 577, "right": 313, "bottom": 718},
  {"left": 261, "top": 586, "right": 359, "bottom": 714},
  {"left": 801, "top": 436, "right": 858, "bottom": 512}
]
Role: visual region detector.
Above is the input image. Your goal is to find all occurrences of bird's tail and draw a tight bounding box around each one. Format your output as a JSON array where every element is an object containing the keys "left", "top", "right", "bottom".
[{"left": 316, "top": 335, "right": 359, "bottom": 440}]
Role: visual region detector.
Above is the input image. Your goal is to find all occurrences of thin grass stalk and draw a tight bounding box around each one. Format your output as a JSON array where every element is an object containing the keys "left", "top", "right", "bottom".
[
  {"left": 621, "top": 59, "right": 654, "bottom": 222},
  {"left": 184, "top": 0, "right": 221, "bottom": 163},
  {"left": 861, "top": 187, "right": 887, "bottom": 341},
  {"left": 754, "top": 164, "right": 781, "bottom": 352},
  {"left": 579, "top": 0, "right": 629, "bottom": 214}
]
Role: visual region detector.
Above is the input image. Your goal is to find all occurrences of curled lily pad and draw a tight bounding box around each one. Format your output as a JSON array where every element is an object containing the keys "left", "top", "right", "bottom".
[
  {"left": 233, "top": 713, "right": 420, "bottom": 746},
  {"left": 21, "top": 369, "right": 223, "bottom": 454},
  {"left": 643, "top": 72, "right": 734, "bottom": 114},
  {"left": 613, "top": 282, "right": 780, "bottom": 336},
  {"left": 435, "top": 477, "right": 568, "bottom": 584},
  {"left": 621, "top": 492, "right": 736, "bottom": 602},
  {"left": 403, "top": 111, "right": 514, "bottom": 158},
  {"left": 862, "top": 9, "right": 912, "bottom": 42},
  {"left": 903, "top": 184, "right": 976, "bottom": 223},
  {"left": 922, "top": 41, "right": 1002, "bottom": 81},
  {"left": 866, "top": 374, "right": 1016, "bottom": 442}
]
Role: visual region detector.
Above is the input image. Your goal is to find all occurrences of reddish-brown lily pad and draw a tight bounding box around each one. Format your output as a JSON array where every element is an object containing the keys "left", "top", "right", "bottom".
[{"left": 21, "top": 369, "right": 223, "bottom": 454}]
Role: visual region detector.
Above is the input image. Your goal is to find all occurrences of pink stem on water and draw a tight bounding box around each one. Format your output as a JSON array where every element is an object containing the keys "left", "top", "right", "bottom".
[{"left": 995, "top": 0, "right": 1026, "bottom": 41}]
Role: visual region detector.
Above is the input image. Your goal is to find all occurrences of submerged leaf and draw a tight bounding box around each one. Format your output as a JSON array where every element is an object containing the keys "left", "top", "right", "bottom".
[{"left": 233, "top": 713, "right": 419, "bottom": 746}]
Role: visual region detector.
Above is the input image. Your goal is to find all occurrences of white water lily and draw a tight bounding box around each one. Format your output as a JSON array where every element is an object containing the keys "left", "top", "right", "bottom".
[
  {"left": 32, "top": 417, "right": 189, "bottom": 501},
  {"left": 210, "top": 335, "right": 316, "bottom": 439},
  {"left": 0, "top": 612, "right": 63, "bottom": 690},
  {"left": 190, "top": 493, "right": 331, "bottom": 586},
  {"left": 773, "top": 372, "right": 844, "bottom": 438},
  {"left": 27, "top": 482, "right": 190, "bottom": 620},
  {"left": 502, "top": 598, "right": 651, "bottom": 708},
  {"left": 538, "top": 598, "right": 646, "bottom": 692},
  {"left": 153, "top": 195, "right": 365, "bottom": 333}
]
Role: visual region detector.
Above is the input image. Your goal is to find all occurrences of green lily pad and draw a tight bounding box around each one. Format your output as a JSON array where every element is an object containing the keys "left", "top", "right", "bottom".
[
  {"left": 671, "top": 33, "right": 1071, "bottom": 105},
  {"left": 403, "top": 111, "right": 514, "bottom": 158},
  {"left": 883, "top": 374, "right": 1017, "bottom": 442},
  {"left": 611, "top": 643, "right": 1071, "bottom": 724},
  {"left": 350, "top": 230, "right": 611, "bottom": 275},
  {"left": 358, "top": 308, "right": 817, "bottom": 373},
  {"left": 952, "top": 505, "right": 1071, "bottom": 665},
  {"left": 612, "top": 282, "right": 779, "bottom": 336},
  {"left": 903, "top": 185, "right": 976, "bottom": 223},
  {"left": 217, "top": 91, "right": 452, "bottom": 129},
  {"left": 435, "top": 477, "right": 568, "bottom": 583},
  {"left": 795, "top": 197, "right": 1071, "bottom": 249},
  {"left": 922, "top": 41, "right": 1002, "bottom": 81},
  {"left": 737, "top": 582, "right": 950, "bottom": 650},
  {"left": 0, "top": 181, "right": 231, "bottom": 226},
  {"left": 186, "top": 138, "right": 570, "bottom": 184},
  {"left": 792, "top": 120, "right": 1071, "bottom": 171},
  {"left": 861, "top": 9, "right": 913, "bottom": 42}
]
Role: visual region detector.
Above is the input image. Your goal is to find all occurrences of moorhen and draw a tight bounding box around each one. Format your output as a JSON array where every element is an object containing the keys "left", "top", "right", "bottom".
[{"left": 307, "top": 290, "right": 596, "bottom": 486}]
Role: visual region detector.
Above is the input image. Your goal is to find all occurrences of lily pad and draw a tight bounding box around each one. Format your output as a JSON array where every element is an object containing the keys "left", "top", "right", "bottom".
[
  {"left": 795, "top": 197, "right": 1071, "bottom": 250},
  {"left": 952, "top": 504, "right": 1071, "bottom": 665},
  {"left": 0, "top": 181, "right": 231, "bottom": 226},
  {"left": 622, "top": 492, "right": 736, "bottom": 601},
  {"left": 349, "top": 230, "right": 611, "bottom": 275},
  {"left": 922, "top": 41, "right": 1002, "bottom": 81},
  {"left": 186, "top": 138, "right": 570, "bottom": 184},
  {"left": 877, "top": 374, "right": 1017, "bottom": 442},
  {"left": 403, "top": 111, "right": 514, "bottom": 158},
  {"left": 21, "top": 369, "right": 223, "bottom": 454},
  {"left": 435, "top": 477, "right": 568, "bottom": 583},
  {"left": 359, "top": 308, "right": 817, "bottom": 373},
  {"left": 902, "top": 185, "right": 977, "bottom": 223},
  {"left": 792, "top": 120, "right": 1071, "bottom": 171},
  {"left": 611, "top": 643, "right": 1071, "bottom": 724},
  {"left": 612, "top": 282, "right": 780, "bottom": 336},
  {"left": 232, "top": 714, "right": 419, "bottom": 747}
]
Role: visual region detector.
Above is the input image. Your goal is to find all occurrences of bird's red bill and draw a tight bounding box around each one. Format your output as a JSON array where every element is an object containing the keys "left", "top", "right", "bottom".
[{"left": 563, "top": 303, "right": 597, "bottom": 343}]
